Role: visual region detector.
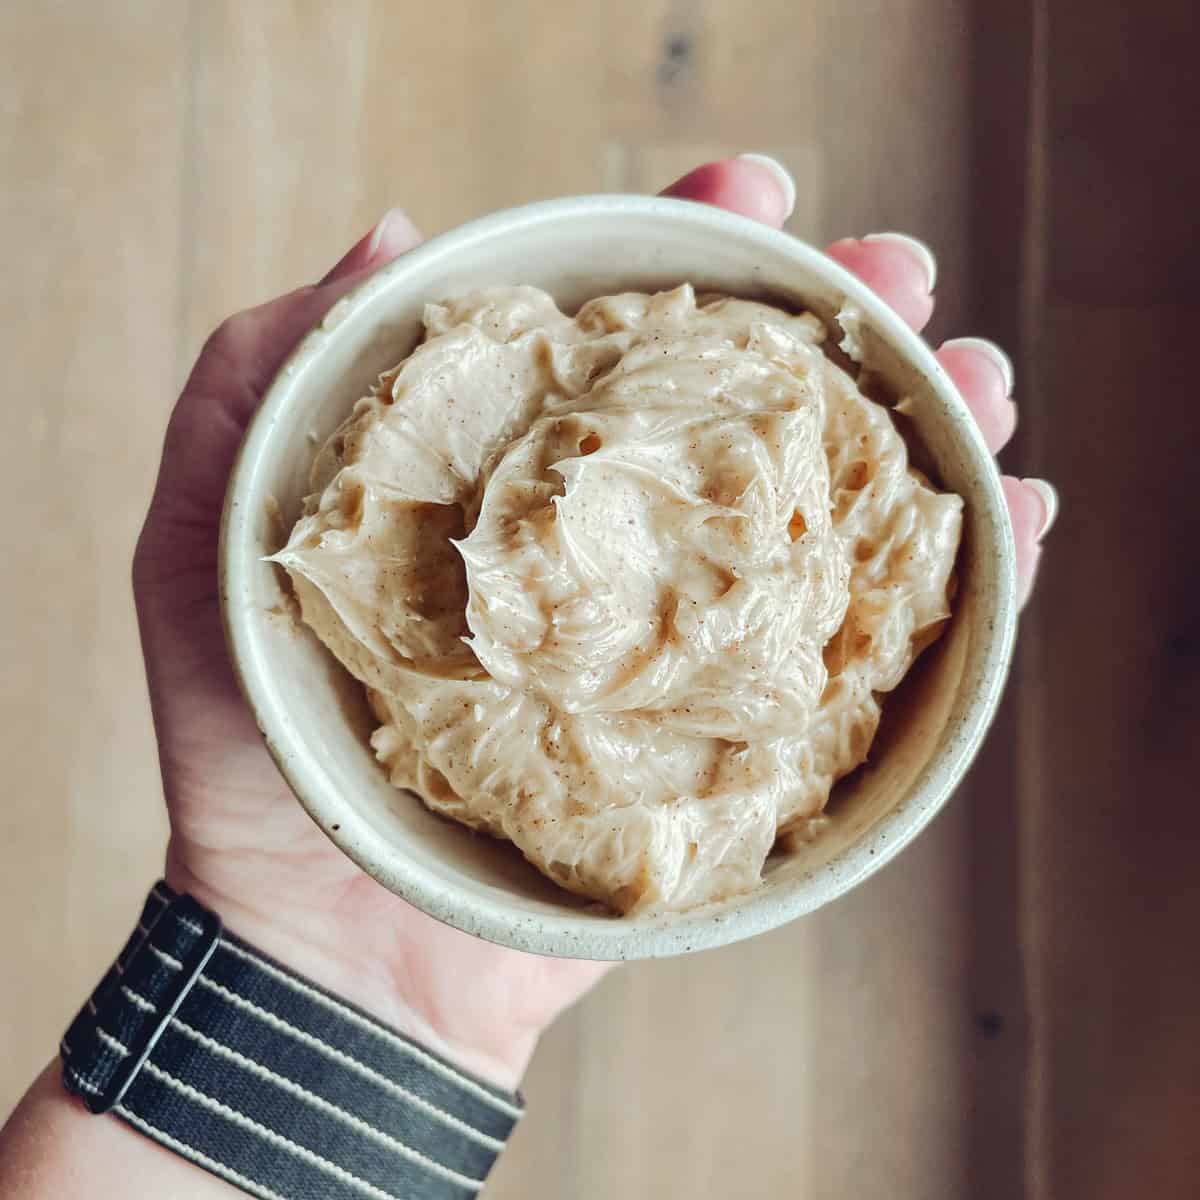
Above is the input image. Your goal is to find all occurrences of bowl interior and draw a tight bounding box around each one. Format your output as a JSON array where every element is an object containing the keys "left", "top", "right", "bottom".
[{"left": 221, "top": 196, "right": 1016, "bottom": 959}]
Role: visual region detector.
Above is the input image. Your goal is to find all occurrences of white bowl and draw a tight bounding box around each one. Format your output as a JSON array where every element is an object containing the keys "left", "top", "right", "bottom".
[{"left": 220, "top": 195, "right": 1018, "bottom": 960}]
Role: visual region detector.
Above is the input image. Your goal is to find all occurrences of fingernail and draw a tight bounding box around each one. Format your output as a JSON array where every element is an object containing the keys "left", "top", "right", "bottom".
[
  {"left": 1023, "top": 478, "right": 1059, "bottom": 539},
  {"left": 367, "top": 208, "right": 419, "bottom": 257},
  {"left": 863, "top": 232, "right": 939, "bottom": 292},
  {"left": 940, "top": 336, "right": 1015, "bottom": 396},
  {"left": 737, "top": 153, "right": 796, "bottom": 219},
  {"left": 1019, "top": 544, "right": 1042, "bottom": 609}
]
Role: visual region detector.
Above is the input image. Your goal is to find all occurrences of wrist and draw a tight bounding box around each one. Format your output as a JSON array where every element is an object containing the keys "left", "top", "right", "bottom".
[
  {"left": 162, "top": 852, "right": 537, "bottom": 1093},
  {"left": 59, "top": 880, "right": 524, "bottom": 1196},
  {"left": 0, "top": 1062, "right": 247, "bottom": 1199}
]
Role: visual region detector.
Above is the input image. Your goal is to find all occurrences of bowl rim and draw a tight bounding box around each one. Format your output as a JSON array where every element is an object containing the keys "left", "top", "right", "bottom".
[{"left": 219, "top": 193, "right": 1018, "bottom": 960}]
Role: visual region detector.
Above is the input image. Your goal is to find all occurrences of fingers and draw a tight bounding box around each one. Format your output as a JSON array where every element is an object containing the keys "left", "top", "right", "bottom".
[
  {"left": 1002, "top": 475, "right": 1058, "bottom": 607},
  {"left": 829, "top": 239, "right": 1020, "bottom": 456},
  {"left": 662, "top": 158, "right": 941, "bottom": 335},
  {"left": 660, "top": 156, "right": 795, "bottom": 227},
  {"left": 827, "top": 236, "right": 1036, "bottom": 600},
  {"left": 938, "top": 344, "right": 1047, "bottom": 605},
  {"left": 824, "top": 236, "right": 937, "bottom": 332},
  {"left": 661, "top": 159, "right": 1052, "bottom": 611},
  {"left": 659, "top": 156, "right": 939, "bottom": 332},
  {"left": 822, "top": 225, "right": 1044, "bottom": 606},
  {"left": 934, "top": 338, "right": 1018, "bottom": 454},
  {"left": 320, "top": 208, "right": 423, "bottom": 285}
]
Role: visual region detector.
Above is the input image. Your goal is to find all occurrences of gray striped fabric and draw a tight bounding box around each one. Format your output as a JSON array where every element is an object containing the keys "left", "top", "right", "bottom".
[{"left": 61, "top": 883, "right": 522, "bottom": 1199}]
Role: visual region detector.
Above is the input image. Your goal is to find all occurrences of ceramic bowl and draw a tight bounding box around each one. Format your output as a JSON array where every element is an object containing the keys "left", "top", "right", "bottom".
[{"left": 219, "top": 195, "right": 1018, "bottom": 960}]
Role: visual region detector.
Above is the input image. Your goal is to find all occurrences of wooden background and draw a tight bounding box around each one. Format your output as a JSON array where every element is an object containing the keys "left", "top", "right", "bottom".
[{"left": 3, "top": 2, "right": 1197, "bottom": 1197}]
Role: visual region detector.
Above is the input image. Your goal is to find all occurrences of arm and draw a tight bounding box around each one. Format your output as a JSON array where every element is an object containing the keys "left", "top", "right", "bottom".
[
  {"left": 0, "top": 156, "right": 1049, "bottom": 1196},
  {"left": 1, "top": 1064, "right": 244, "bottom": 1198}
]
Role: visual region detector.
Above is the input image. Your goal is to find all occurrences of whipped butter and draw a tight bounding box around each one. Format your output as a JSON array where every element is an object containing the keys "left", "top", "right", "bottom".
[{"left": 274, "top": 286, "right": 962, "bottom": 913}]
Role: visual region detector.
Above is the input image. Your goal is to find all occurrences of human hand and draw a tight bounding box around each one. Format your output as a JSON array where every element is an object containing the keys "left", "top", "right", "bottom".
[{"left": 132, "top": 156, "right": 1054, "bottom": 1092}]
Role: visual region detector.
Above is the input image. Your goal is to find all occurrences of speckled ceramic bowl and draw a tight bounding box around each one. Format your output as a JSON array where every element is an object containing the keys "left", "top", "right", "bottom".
[{"left": 219, "top": 195, "right": 1018, "bottom": 960}]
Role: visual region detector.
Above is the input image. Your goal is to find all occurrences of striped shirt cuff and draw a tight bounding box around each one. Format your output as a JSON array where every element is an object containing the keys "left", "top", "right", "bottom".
[{"left": 61, "top": 882, "right": 522, "bottom": 1199}]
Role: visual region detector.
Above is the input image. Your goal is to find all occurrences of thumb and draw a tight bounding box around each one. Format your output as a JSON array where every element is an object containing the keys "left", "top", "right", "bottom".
[
  {"left": 320, "top": 208, "right": 424, "bottom": 285},
  {"left": 146, "top": 211, "right": 425, "bottom": 542},
  {"left": 185, "top": 207, "right": 425, "bottom": 421}
]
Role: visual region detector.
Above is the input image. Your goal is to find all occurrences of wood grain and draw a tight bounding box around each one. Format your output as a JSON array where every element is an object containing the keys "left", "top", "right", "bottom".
[
  {"left": 1015, "top": 3, "right": 1200, "bottom": 1197},
  {"left": 0, "top": 0, "right": 179, "bottom": 1099},
  {"left": 0, "top": 3, "right": 1053, "bottom": 1197}
]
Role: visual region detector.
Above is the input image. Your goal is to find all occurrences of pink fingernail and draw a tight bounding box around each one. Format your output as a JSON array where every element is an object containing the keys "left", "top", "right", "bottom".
[
  {"left": 736, "top": 154, "right": 797, "bottom": 219},
  {"left": 863, "top": 232, "right": 938, "bottom": 292},
  {"left": 1023, "top": 478, "right": 1059, "bottom": 539},
  {"left": 367, "top": 208, "right": 419, "bottom": 256},
  {"left": 1019, "top": 544, "right": 1042, "bottom": 609},
  {"left": 941, "top": 337, "right": 1015, "bottom": 396}
]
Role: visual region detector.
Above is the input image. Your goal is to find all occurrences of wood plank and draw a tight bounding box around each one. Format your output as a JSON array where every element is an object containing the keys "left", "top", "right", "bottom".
[
  {"left": 963, "top": 3, "right": 1038, "bottom": 1197},
  {"left": 0, "top": 0, "right": 183, "bottom": 1108},
  {"left": 177, "top": 1, "right": 377, "bottom": 350},
  {"left": 1025, "top": 304, "right": 1200, "bottom": 1198},
  {"left": 1018, "top": 4, "right": 1200, "bottom": 1196}
]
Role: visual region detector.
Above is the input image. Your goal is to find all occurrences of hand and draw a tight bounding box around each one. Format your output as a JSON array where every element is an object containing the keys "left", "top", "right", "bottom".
[{"left": 132, "top": 157, "right": 1054, "bottom": 1092}]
